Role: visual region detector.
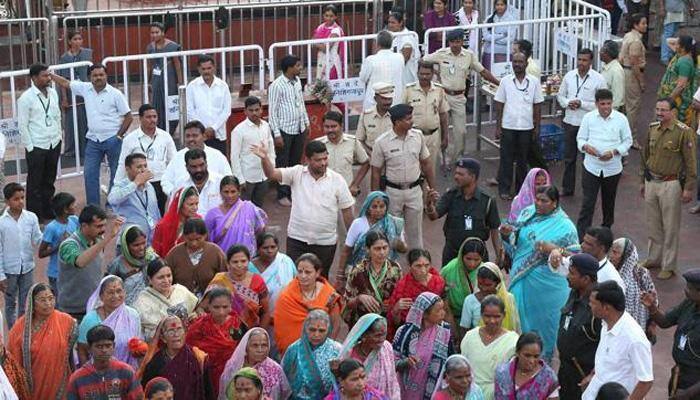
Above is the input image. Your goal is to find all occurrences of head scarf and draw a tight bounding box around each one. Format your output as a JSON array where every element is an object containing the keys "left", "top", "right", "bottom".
[
  {"left": 144, "top": 377, "right": 173, "bottom": 399},
  {"left": 153, "top": 186, "right": 200, "bottom": 257},
  {"left": 351, "top": 191, "right": 404, "bottom": 264},
  {"left": 339, "top": 313, "right": 384, "bottom": 358},
  {"left": 508, "top": 168, "right": 551, "bottom": 222},
  {"left": 120, "top": 224, "right": 158, "bottom": 267},
  {"left": 226, "top": 367, "right": 264, "bottom": 400},
  {"left": 431, "top": 355, "right": 483, "bottom": 400},
  {"left": 614, "top": 238, "right": 655, "bottom": 328},
  {"left": 405, "top": 292, "right": 441, "bottom": 327},
  {"left": 476, "top": 263, "right": 520, "bottom": 332},
  {"left": 441, "top": 237, "right": 487, "bottom": 316}
]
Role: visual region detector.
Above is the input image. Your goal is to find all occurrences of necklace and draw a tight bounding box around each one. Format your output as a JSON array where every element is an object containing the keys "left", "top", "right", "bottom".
[
  {"left": 302, "top": 283, "right": 318, "bottom": 300},
  {"left": 31, "top": 318, "right": 47, "bottom": 334}
]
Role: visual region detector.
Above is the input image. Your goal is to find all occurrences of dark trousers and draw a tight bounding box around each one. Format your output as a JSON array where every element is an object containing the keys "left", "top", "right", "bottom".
[
  {"left": 576, "top": 169, "right": 621, "bottom": 240},
  {"left": 26, "top": 143, "right": 62, "bottom": 220},
  {"left": 276, "top": 130, "right": 307, "bottom": 200},
  {"left": 558, "top": 359, "right": 589, "bottom": 400},
  {"left": 151, "top": 180, "right": 168, "bottom": 216},
  {"left": 242, "top": 181, "right": 268, "bottom": 208},
  {"left": 205, "top": 138, "right": 227, "bottom": 157},
  {"left": 528, "top": 138, "right": 548, "bottom": 170},
  {"left": 562, "top": 122, "right": 580, "bottom": 195},
  {"left": 498, "top": 129, "right": 531, "bottom": 196},
  {"left": 286, "top": 237, "right": 336, "bottom": 278}
]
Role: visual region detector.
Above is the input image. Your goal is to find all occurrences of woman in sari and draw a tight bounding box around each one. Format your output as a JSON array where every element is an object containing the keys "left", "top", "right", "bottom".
[
  {"left": 251, "top": 232, "right": 296, "bottom": 309},
  {"left": 133, "top": 258, "right": 199, "bottom": 341},
  {"left": 78, "top": 276, "right": 142, "bottom": 369},
  {"left": 344, "top": 232, "right": 401, "bottom": 328},
  {"left": 107, "top": 225, "right": 159, "bottom": 305},
  {"left": 218, "top": 328, "right": 291, "bottom": 400},
  {"left": 508, "top": 168, "right": 551, "bottom": 223},
  {"left": 337, "top": 191, "right": 405, "bottom": 291},
  {"left": 165, "top": 218, "right": 227, "bottom": 297},
  {"left": 313, "top": 5, "right": 345, "bottom": 81},
  {"left": 282, "top": 309, "right": 341, "bottom": 400},
  {"left": 324, "top": 359, "right": 388, "bottom": 400},
  {"left": 0, "top": 341, "right": 30, "bottom": 400},
  {"left": 393, "top": 292, "right": 453, "bottom": 400},
  {"left": 205, "top": 176, "right": 267, "bottom": 256},
  {"left": 494, "top": 332, "right": 559, "bottom": 399},
  {"left": 658, "top": 35, "right": 698, "bottom": 127},
  {"left": 386, "top": 249, "right": 445, "bottom": 338},
  {"left": 459, "top": 262, "right": 520, "bottom": 333},
  {"left": 340, "top": 314, "right": 400, "bottom": 400},
  {"left": 186, "top": 287, "right": 246, "bottom": 398},
  {"left": 144, "top": 377, "right": 174, "bottom": 400},
  {"left": 460, "top": 296, "right": 518, "bottom": 400},
  {"left": 57, "top": 30, "right": 91, "bottom": 158},
  {"left": 224, "top": 367, "right": 270, "bottom": 400},
  {"left": 8, "top": 283, "right": 78, "bottom": 400},
  {"left": 441, "top": 237, "right": 488, "bottom": 328},
  {"left": 431, "top": 355, "right": 484, "bottom": 400},
  {"left": 205, "top": 244, "right": 270, "bottom": 329},
  {"left": 140, "top": 315, "right": 214, "bottom": 400},
  {"left": 500, "top": 185, "right": 579, "bottom": 361},
  {"left": 153, "top": 186, "right": 200, "bottom": 257},
  {"left": 147, "top": 22, "right": 183, "bottom": 134},
  {"left": 274, "top": 253, "right": 342, "bottom": 354},
  {"left": 388, "top": 9, "right": 420, "bottom": 86},
  {"left": 424, "top": 0, "right": 457, "bottom": 54}
]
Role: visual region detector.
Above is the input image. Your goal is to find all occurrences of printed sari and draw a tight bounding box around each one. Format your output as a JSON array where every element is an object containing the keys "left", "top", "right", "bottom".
[
  {"left": 616, "top": 238, "right": 656, "bottom": 329},
  {"left": 0, "top": 350, "right": 30, "bottom": 400},
  {"left": 392, "top": 293, "right": 453, "bottom": 400},
  {"left": 508, "top": 168, "right": 551, "bottom": 223},
  {"left": 658, "top": 54, "right": 698, "bottom": 127},
  {"left": 324, "top": 386, "right": 388, "bottom": 400},
  {"left": 441, "top": 237, "right": 488, "bottom": 320},
  {"left": 218, "top": 328, "right": 291, "bottom": 400},
  {"left": 494, "top": 358, "right": 559, "bottom": 399},
  {"left": 344, "top": 259, "right": 401, "bottom": 327},
  {"left": 431, "top": 355, "right": 485, "bottom": 400},
  {"left": 152, "top": 186, "right": 200, "bottom": 257},
  {"left": 312, "top": 22, "right": 345, "bottom": 80},
  {"left": 207, "top": 272, "right": 269, "bottom": 328},
  {"left": 107, "top": 225, "right": 159, "bottom": 306},
  {"left": 504, "top": 205, "right": 579, "bottom": 360},
  {"left": 386, "top": 267, "right": 445, "bottom": 338},
  {"left": 340, "top": 314, "right": 401, "bottom": 400},
  {"left": 132, "top": 284, "right": 199, "bottom": 341},
  {"left": 205, "top": 198, "right": 267, "bottom": 256},
  {"left": 349, "top": 191, "right": 404, "bottom": 267},
  {"left": 7, "top": 284, "right": 78, "bottom": 400}
]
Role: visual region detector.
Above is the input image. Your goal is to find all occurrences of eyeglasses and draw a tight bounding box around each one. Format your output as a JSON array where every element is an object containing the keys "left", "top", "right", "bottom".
[
  {"left": 34, "top": 296, "right": 55, "bottom": 304},
  {"left": 163, "top": 327, "right": 185, "bottom": 337}
]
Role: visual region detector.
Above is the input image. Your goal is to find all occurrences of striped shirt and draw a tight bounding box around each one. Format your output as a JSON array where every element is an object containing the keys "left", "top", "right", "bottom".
[
  {"left": 268, "top": 74, "right": 309, "bottom": 137},
  {"left": 66, "top": 359, "right": 143, "bottom": 400}
]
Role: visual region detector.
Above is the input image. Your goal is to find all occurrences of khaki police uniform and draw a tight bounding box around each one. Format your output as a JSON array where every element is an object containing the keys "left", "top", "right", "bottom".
[
  {"left": 370, "top": 128, "right": 430, "bottom": 249},
  {"left": 423, "top": 47, "right": 485, "bottom": 162},
  {"left": 620, "top": 29, "right": 646, "bottom": 139},
  {"left": 403, "top": 81, "right": 450, "bottom": 170},
  {"left": 641, "top": 119, "right": 697, "bottom": 272},
  {"left": 356, "top": 108, "right": 393, "bottom": 151},
  {"left": 316, "top": 134, "right": 369, "bottom": 186}
]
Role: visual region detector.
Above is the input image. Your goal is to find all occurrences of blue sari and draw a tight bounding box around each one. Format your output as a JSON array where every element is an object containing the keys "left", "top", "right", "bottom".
[
  {"left": 504, "top": 205, "right": 580, "bottom": 360},
  {"left": 350, "top": 191, "right": 404, "bottom": 265}
]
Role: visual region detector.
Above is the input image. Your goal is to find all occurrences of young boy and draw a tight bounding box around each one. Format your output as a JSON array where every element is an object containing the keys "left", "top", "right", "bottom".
[
  {"left": 0, "top": 182, "right": 42, "bottom": 328},
  {"left": 39, "top": 192, "right": 79, "bottom": 299}
]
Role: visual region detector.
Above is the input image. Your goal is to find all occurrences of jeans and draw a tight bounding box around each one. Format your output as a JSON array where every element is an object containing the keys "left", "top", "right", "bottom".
[
  {"left": 661, "top": 22, "right": 680, "bottom": 64},
  {"left": 84, "top": 136, "right": 122, "bottom": 206},
  {"left": 5, "top": 270, "right": 34, "bottom": 328}
]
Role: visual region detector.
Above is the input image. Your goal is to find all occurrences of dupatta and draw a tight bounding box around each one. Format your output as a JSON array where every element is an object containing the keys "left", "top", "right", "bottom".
[
  {"left": 386, "top": 267, "right": 445, "bottom": 337},
  {"left": 431, "top": 355, "right": 485, "bottom": 400},
  {"left": 257, "top": 252, "right": 297, "bottom": 309},
  {"left": 312, "top": 21, "right": 345, "bottom": 80},
  {"left": 85, "top": 276, "right": 142, "bottom": 369},
  {"left": 476, "top": 263, "right": 521, "bottom": 333},
  {"left": 207, "top": 272, "right": 266, "bottom": 328},
  {"left": 350, "top": 192, "right": 404, "bottom": 266},
  {"left": 152, "top": 186, "right": 200, "bottom": 257},
  {"left": 508, "top": 168, "right": 550, "bottom": 222},
  {"left": 441, "top": 237, "right": 487, "bottom": 317},
  {"left": 116, "top": 225, "right": 158, "bottom": 305}
]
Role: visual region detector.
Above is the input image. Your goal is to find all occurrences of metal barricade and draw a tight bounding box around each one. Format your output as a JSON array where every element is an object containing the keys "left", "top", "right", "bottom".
[
  {"left": 0, "top": 61, "right": 93, "bottom": 182},
  {"left": 101, "top": 45, "right": 265, "bottom": 133},
  {"left": 0, "top": 17, "right": 51, "bottom": 72}
]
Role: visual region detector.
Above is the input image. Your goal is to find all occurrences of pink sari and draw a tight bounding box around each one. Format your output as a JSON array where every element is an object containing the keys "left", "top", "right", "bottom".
[
  {"left": 313, "top": 22, "right": 345, "bottom": 80},
  {"left": 507, "top": 168, "right": 551, "bottom": 222}
]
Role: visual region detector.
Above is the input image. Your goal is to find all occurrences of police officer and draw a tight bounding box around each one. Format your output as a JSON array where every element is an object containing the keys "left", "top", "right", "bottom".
[
  {"left": 370, "top": 104, "right": 435, "bottom": 250},
  {"left": 403, "top": 60, "right": 450, "bottom": 171},
  {"left": 423, "top": 29, "right": 499, "bottom": 164},
  {"left": 640, "top": 98, "right": 697, "bottom": 280},
  {"left": 557, "top": 253, "right": 601, "bottom": 400},
  {"left": 641, "top": 269, "right": 700, "bottom": 399},
  {"left": 356, "top": 82, "right": 394, "bottom": 154},
  {"left": 426, "top": 158, "right": 501, "bottom": 266}
]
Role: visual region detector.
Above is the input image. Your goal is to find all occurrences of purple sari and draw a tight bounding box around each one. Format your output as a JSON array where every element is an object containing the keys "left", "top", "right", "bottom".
[
  {"left": 493, "top": 358, "right": 559, "bottom": 400},
  {"left": 205, "top": 199, "right": 267, "bottom": 255}
]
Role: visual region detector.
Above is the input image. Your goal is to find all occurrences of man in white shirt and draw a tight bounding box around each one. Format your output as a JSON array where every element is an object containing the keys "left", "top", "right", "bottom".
[
  {"left": 251, "top": 140, "right": 355, "bottom": 278},
  {"left": 17, "top": 64, "right": 62, "bottom": 221},
  {"left": 230, "top": 96, "right": 275, "bottom": 207},
  {"left": 548, "top": 225, "right": 626, "bottom": 292},
  {"left": 161, "top": 120, "right": 232, "bottom": 196},
  {"left": 115, "top": 104, "right": 176, "bottom": 214},
  {"left": 582, "top": 281, "right": 653, "bottom": 400},
  {"left": 171, "top": 148, "right": 223, "bottom": 216},
  {"left": 186, "top": 55, "right": 232, "bottom": 156},
  {"left": 51, "top": 64, "right": 133, "bottom": 207},
  {"left": 557, "top": 49, "right": 607, "bottom": 196},
  {"left": 494, "top": 52, "right": 544, "bottom": 200},
  {"left": 599, "top": 41, "right": 626, "bottom": 111},
  {"left": 359, "top": 30, "right": 405, "bottom": 108},
  {"left": 576, "top": 89, "right": 632, "bottom": 238}
]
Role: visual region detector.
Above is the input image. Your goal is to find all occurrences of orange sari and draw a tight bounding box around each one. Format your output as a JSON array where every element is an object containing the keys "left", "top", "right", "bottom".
[
  {"left": 273, "top": 278, "right": 342, "bottom": 354},
  {"left": 8, "top": 310, "right": 77, "bottom": 400}
]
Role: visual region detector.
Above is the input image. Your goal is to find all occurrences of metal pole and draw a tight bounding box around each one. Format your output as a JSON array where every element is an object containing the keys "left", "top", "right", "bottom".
[
  {"left": 372, "top": 0, "right": 383, "bottom": 33},
  {"left": 178, "top": 85, "right": 187, "bottom": 147}
]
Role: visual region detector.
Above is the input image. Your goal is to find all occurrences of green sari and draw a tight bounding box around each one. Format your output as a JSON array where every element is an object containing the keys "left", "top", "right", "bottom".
[
  {"left": 440, "top": 237, "right": 487, "bottom": 319},
  {"left": 658, "top": 54, "right": 697, "bottom": 126}
]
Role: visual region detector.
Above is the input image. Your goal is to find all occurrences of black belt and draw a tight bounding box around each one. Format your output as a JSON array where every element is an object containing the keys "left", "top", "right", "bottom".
[
  {"left": 420, "top": 128, "right": 438, "bottom": 136},
  {"left": 385, "top": 178, "right": 422, "bottom": 190}
]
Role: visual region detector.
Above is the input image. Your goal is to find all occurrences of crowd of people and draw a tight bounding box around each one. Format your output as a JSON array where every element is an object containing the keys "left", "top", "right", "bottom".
[{"left": 1, "top": 1, "right": 700, "bottom": 400}]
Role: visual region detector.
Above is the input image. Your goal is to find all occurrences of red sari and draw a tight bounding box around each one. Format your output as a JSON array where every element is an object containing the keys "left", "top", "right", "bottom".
[
  {"left": 386, "top": 268, "right": 446, "bottom": 338},
  {"left": 186, "top": 313, "right": 245, "bottom": 398},
  {"left": 152, "top": 187, "right": 201, "bottom": 257}
]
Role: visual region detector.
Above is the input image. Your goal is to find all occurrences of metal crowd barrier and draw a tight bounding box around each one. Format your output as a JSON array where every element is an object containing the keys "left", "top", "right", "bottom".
[{"left": 0, "top": 17, "right": 51, "bottom": 72}]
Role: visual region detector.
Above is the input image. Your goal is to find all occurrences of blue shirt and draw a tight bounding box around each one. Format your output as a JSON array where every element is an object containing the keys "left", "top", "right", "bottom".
[
  {"left": 69, "top": 82, "right": 130, "bottom": 142},
  {"left": 107, "top": 179, "right": 162, "bottom": 243},
  {"left": 42, "top": 215, "right": 80, "bottom": 279}
]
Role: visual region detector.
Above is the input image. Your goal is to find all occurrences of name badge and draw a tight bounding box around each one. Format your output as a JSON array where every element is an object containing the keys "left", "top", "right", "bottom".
[
  {"left": 146, "top": 214, "right": 155, "bottom": 230},
  {"left": 464, "top": 215, "right": 473, "bottom": 230},
  {"left": 152, "top": 66, "right": 162, "bottom": 76},
  {"left": 563, "top": 315, "right": 571, "bottom": 331},
  {"left": 679, "top": 334, "right": 688, "bottom": 350}
]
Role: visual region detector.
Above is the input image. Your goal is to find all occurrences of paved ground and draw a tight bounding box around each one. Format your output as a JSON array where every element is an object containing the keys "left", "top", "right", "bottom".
[{"left": 5, "top": 50, "right": 691, "bottom": 397}]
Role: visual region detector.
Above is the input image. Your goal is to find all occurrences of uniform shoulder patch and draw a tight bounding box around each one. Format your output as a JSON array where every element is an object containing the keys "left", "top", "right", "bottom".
[
  {"left": 649, "top": 121, "right": 660, "bottom": 127},
  {"left": 363, "top": 108, "right": 375, "bottom": 114},
  {"left": 434, "top": 82, "right": 444, "bottom": 88},
  {"left": 406, "top": 82, "right": 418, "bottom": 88},
  {"left": 675, "top": 120, "right": 690, "bottom": 130}
]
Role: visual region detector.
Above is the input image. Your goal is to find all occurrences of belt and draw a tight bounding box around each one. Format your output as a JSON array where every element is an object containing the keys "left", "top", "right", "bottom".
[
  {"left": 385, "top": 178, "right": 422, "bottom": 190},
  {"left": 622, "top": 65, "right": 645, "bottom": 72},
  {"left": 649, "top": 172, "right": 678, "bottom": 181},
  {"left": 444, "top": 89, "right": 465, "bottom": 96},
  {"left": 420, "top": 127, "right": 439, "bottom": 136}
]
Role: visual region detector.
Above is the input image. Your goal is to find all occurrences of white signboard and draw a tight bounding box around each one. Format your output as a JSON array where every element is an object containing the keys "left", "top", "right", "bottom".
[
  {"left": 491, "top": 62, "right": 513, "bottom": 79},
  {"left": 0, "top": 118, "right": 20, "bottom": 145},
  {"left": 166, "top": 95, "right": 180, "bottom": 121},
  {"left": 555, "top": 28, "right": 578, "bottom": 59},
  {"left": 329, "top": 78, "right": 365, "bottom": 103}
]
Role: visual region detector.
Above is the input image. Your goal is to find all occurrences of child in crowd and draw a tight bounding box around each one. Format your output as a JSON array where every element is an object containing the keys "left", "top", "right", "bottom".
[
  {"left": 38, "top": 192, "right": 79, "bottom": 298},
  {"left": 0, "top": 182, "right": 42, "bottom": 328}
]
